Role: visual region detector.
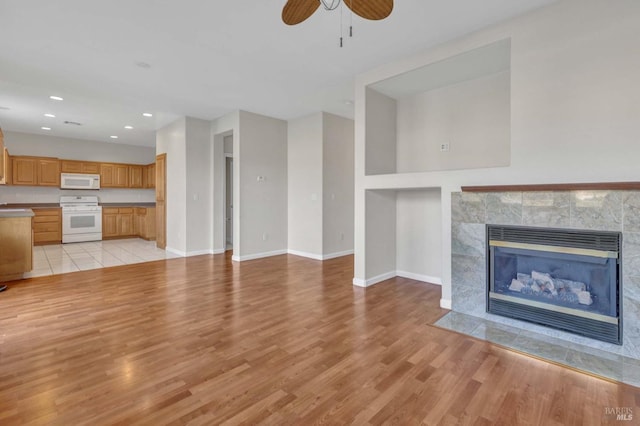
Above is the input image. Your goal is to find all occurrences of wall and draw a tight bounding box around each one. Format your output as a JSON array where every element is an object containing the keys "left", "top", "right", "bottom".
[
  {"left": 359, "top": 190, "right": 396, "bottom": 286},
  {"left": 365, "top": 88, "right": 396, "bottom": 175},
  {"left": 236, "top": 111, "right": 288, "bottom": 260},
  {"left": 0, "top": 130, "right": 155, "bottom": 204},
  {"left": 185, "top": 117, "right": 213, "bottom": 254},
  {"left": 396, "top": 189, "right": 442, "bottom": 282},
  {"left": 156, "top": 118, "right": 187, "bottom": 254},
  {"left": 396, "top": 71, "right": 510, "bottom": 172},
  {"left": 287, "top": 112, "right": 323, "bottom": 257},
  {"left": 211, "top": 111, "right": 239, "bottom": 254},
  {"left": 354, "top": 0, "right": 640, "bottom": 305},
  {"left": 322, "top": 112, "right": 354, "bottom": 257}
]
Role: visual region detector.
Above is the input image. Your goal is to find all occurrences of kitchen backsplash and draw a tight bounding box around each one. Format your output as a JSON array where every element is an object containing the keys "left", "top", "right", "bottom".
[{"left": 0, "top": 186, "right": 155, "bottom": 204}]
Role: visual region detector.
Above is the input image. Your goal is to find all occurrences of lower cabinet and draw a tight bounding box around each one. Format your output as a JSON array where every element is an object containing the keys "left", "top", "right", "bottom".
[
  {"left": 102, "top": 207, "right": 134, "bottom": 238},
  {"left": 33, "top": 208, "right": 62, "bottom": 245},
  {"left": 103, "top": 207, "right": 155, "bottom": 240}
]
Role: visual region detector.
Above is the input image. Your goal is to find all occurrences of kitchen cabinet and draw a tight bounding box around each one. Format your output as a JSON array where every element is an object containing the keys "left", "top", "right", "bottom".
[
  {"left": 61, "top": 160, "right": 100, "bottom": 174},
  {"left": 135, "top": 207, "right": 156, "bottom": 240},
  {"left": 155, "top": 154, "right": 166, "bottom": 249},
  {"left": 100, "top": 163, "right": 129, "bottom": 188},
  {"left": 102, "top": 207, "right": 135, "bottom": 238},
  {"left": 33, "top": 208, "right": 62, "bottom": 245},
  {"left": 0, "top": 213, "right": 33, "bottom": 281},
  {"left": 129, "top": 165, "right": 144, "bottom": 188},
  {"left": 0, "top": 128, "right": 5, "bottom": 184},
  {"left": 12, "top": 156, "right": 60, "bottom": 186},
  {"left": 143, "top": 163, "right": 155, "bottom": 188}
]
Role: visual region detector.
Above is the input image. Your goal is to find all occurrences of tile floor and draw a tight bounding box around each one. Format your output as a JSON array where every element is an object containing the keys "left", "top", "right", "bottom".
[{"left": 27, "top": 238, "right": 182, "bottom": 278}]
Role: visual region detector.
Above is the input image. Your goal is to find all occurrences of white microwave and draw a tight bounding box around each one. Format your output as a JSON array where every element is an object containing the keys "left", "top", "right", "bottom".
[{"left": 60, "top": 173, "right": 100, "bottom": 190}]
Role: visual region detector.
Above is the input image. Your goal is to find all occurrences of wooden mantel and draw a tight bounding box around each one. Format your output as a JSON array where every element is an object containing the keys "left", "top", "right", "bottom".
[{"left": 461, "top": 182, "right": 640, "bottom": 192}]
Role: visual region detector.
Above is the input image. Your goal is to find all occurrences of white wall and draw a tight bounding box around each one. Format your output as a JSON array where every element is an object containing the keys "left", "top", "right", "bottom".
[
  {"left": 396, "top": 71, "right": 510, "bottom": 172},
  {"left": 396, "top": 189, "right": 442, "bottom": 282},
  {"left": 211, "top": 111, "right": 239, "bottom": 255},
  {"left": 185, "top": 117, "right": 213, "bottom": 254},
  {"left": 322, "top": 112, "right": 354, "bottom": 257},
  {"left": 362, "top": 190, "right": 396, "bottom": 284},
  {"left": 287, "top": 112, "right": 323, "bottom": 257},
  {"left": 365, "top": 88, "right": 396, "bottom": 175},
  {"left": 236, "top": 111, "right": 288, "bottom": 260},
  {"left": 0, "top": 130, "right": 155, "bottom": 204},
  {"left": 2, "top": 131, "right": 155, "bottom": 164},
  {"left": 354, "top": 0, "right": 640, "bottom": 304},
  {"left": 156, "top": 118, "right": 187, "bottom": 254}
]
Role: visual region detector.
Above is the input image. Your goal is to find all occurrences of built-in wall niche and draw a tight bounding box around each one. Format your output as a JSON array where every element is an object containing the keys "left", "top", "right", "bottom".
[
  {"left": 365, "top": 39, "right": 511, "bottom": 176},
  {"left": 364, "top": 188, "right": 442, "bottom": 283}
]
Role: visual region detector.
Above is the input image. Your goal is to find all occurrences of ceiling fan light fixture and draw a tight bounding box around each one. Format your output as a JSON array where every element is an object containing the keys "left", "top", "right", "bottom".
[{"left": 320, "top": 0, "right": 341, "bottom": 11}]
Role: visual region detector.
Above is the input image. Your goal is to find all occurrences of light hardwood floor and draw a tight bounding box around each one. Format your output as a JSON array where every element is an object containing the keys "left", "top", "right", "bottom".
[{"left": 0, "top": 253, "right": 638, "bottom": 425}]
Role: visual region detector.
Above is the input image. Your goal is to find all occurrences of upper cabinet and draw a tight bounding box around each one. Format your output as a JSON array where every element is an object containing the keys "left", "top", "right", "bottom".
[
  {"left": 129, "top": 165, "right": 144, "bottom": 188},
  {"left": 0, "top": 128, "right": 5, "bottom": 184},
  {"left": 12, "top": 156, "right": 60, "bottom": 186},
  {"left": 144, "top": 163, "right": 155, "bottom": 188},
  {"left": 100, "top": 163, "right": 129, "bottom": 188},
  {"left": 61, "top": 160, "right": 100, "bottom": 174}
]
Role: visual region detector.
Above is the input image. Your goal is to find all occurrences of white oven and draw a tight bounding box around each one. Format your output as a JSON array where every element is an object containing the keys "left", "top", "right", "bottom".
[{"left": 60, "top": 196, "right": 102, "bottom": 243}]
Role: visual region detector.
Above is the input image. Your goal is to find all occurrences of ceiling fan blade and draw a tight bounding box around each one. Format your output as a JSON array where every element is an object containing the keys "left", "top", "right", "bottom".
[
  {"left": 344, "top": 0, "right": 393, "bottom": 21},
  {"left": 282, "top": 0, "right": 321, "bottom": 25}
]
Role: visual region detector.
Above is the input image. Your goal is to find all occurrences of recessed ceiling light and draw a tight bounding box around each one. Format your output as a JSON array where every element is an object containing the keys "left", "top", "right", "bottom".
[
  {"left": 44, "top": 113, "right": 56, "bottom": 118},
  {"left": 124, "top": 125, "right": 133, "bottom": 129},
  {"left": 0, "top": 106, "right": 10, "bottom": 110},
  {"left": 49, "top": 96, "right": 64, "bottom": 101},
  {"left": 135, "top": 61, "right": 151, "bottom": 69},
  {"left": 142, "top": 112, "right": 153, "bottom": 117},
  {"left": 41, "top": 126, "right": 51, "bottom": 130},
  {"left": 110, "top": 135, "right": 119, "bottom": 139}
]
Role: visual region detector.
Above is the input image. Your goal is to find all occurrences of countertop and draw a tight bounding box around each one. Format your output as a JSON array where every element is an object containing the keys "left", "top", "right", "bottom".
[
  {"left": 0, "top": 203, "right": 60, "bottom": 209},
  {"left": 0, "top": 208, "right": 35, "bottom": 218},
  {"left": 100, "top": 203, "right": 156, "bottom": 208},
  {"left": 0, "top": 202, "right": 156, "bottom": 209}
]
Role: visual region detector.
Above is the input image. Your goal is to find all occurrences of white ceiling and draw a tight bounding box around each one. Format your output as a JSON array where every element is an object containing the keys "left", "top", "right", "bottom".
[{"left": 0, "top": 0, "right": 557, "bottom": 147}]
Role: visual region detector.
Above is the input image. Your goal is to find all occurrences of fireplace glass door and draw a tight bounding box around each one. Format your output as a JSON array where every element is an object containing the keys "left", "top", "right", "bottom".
[{"left": 487, "top": 225, "right": 621, "bottom": 344}]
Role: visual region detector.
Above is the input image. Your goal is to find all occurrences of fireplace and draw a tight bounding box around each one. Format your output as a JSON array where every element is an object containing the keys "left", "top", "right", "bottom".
[{"left": 487, "top": 225, "right": 621, "bottom": 344}]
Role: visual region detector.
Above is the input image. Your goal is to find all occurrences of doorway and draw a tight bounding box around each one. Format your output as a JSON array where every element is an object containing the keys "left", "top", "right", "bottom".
[{"left": 225, "top": 155, "right": 233, "bottom": 250}]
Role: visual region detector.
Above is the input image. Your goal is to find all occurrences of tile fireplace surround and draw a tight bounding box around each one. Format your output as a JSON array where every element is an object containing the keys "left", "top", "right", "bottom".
[{"left": 437, "top": 189, "right": 640, "bottom": 386}]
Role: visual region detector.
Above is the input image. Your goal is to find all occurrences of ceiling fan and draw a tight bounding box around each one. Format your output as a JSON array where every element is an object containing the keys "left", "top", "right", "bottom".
[{"left": 282, "top": 0, "right": 394, "bottom": 25}]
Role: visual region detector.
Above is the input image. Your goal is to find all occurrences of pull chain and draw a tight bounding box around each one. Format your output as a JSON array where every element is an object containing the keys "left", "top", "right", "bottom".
[{"left": 340, "top": 1, "right": 343, "bottom": 47}]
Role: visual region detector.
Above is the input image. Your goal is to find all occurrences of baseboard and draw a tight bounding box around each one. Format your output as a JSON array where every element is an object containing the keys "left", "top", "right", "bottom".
[
  {"left": 353, "top": 271, "right": 443, "bottom": 288},
  {"left": 322, "top": 250, "right": 354, "bottom": 260},
  {"left": 165, "top": 247, "right": 186, "bottom": 257},
  {"left": 212, "top": 248, "right": 226, "bottom": 255},
  {"left": 396, "top": 271, "right": 442, "bottom": 285},
  {"left": 165, "top": 247, "right": 223, "bottom": 257},
  {"left": 232, "top": 249, "right": 288, "bottom": 262},
  {"left": 440, "top": 298, "right": 452, "bottom": 310},
  {"left": 287, "top": 249, "right": 323, "bottom": 260},
  {"left": 287, "top": 249, "right": 354, "bottom": 261},
  {"left": 352, "top": 271, "right": 397, "bottom": 287}
]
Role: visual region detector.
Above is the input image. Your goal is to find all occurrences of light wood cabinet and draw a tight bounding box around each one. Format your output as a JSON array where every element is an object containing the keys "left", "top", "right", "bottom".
[
  {"left": 12, "top": 156, "right": 60, "bottom": 186},
  {"left": 12, "top": 157, "right": 37, "bottom": 185},
  {"left": 0, "top": 215, "right": 33, "bottom": 281},
  {"left": 33, "top": 208, "right": 62, "bottom": 245},
  {"left": 0, "top": 128, "right": 4, "bottom": 184},
  {"left": 129, "top": 165, "right": 144, "bottom": 188},
  {"left": 135, "top": 207, "right": 156, "bottom": 240},
  {"left": 38, "top": 158, "right": 61, "bottom": 186},
  {"left": 143, "top": 163, "right": 156, "bottom": 188},
  {"left": 155, "top": 154, "right": 166, "bottom": 249},
  {"left": 102, "top": 207, "right": 136, "bottom": 238},
  {"left": 100, "top": 163, "right": 129, "bottom": 188},
  {"left": 61, "top": 160, "right": 100, "bottom": 174}
]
